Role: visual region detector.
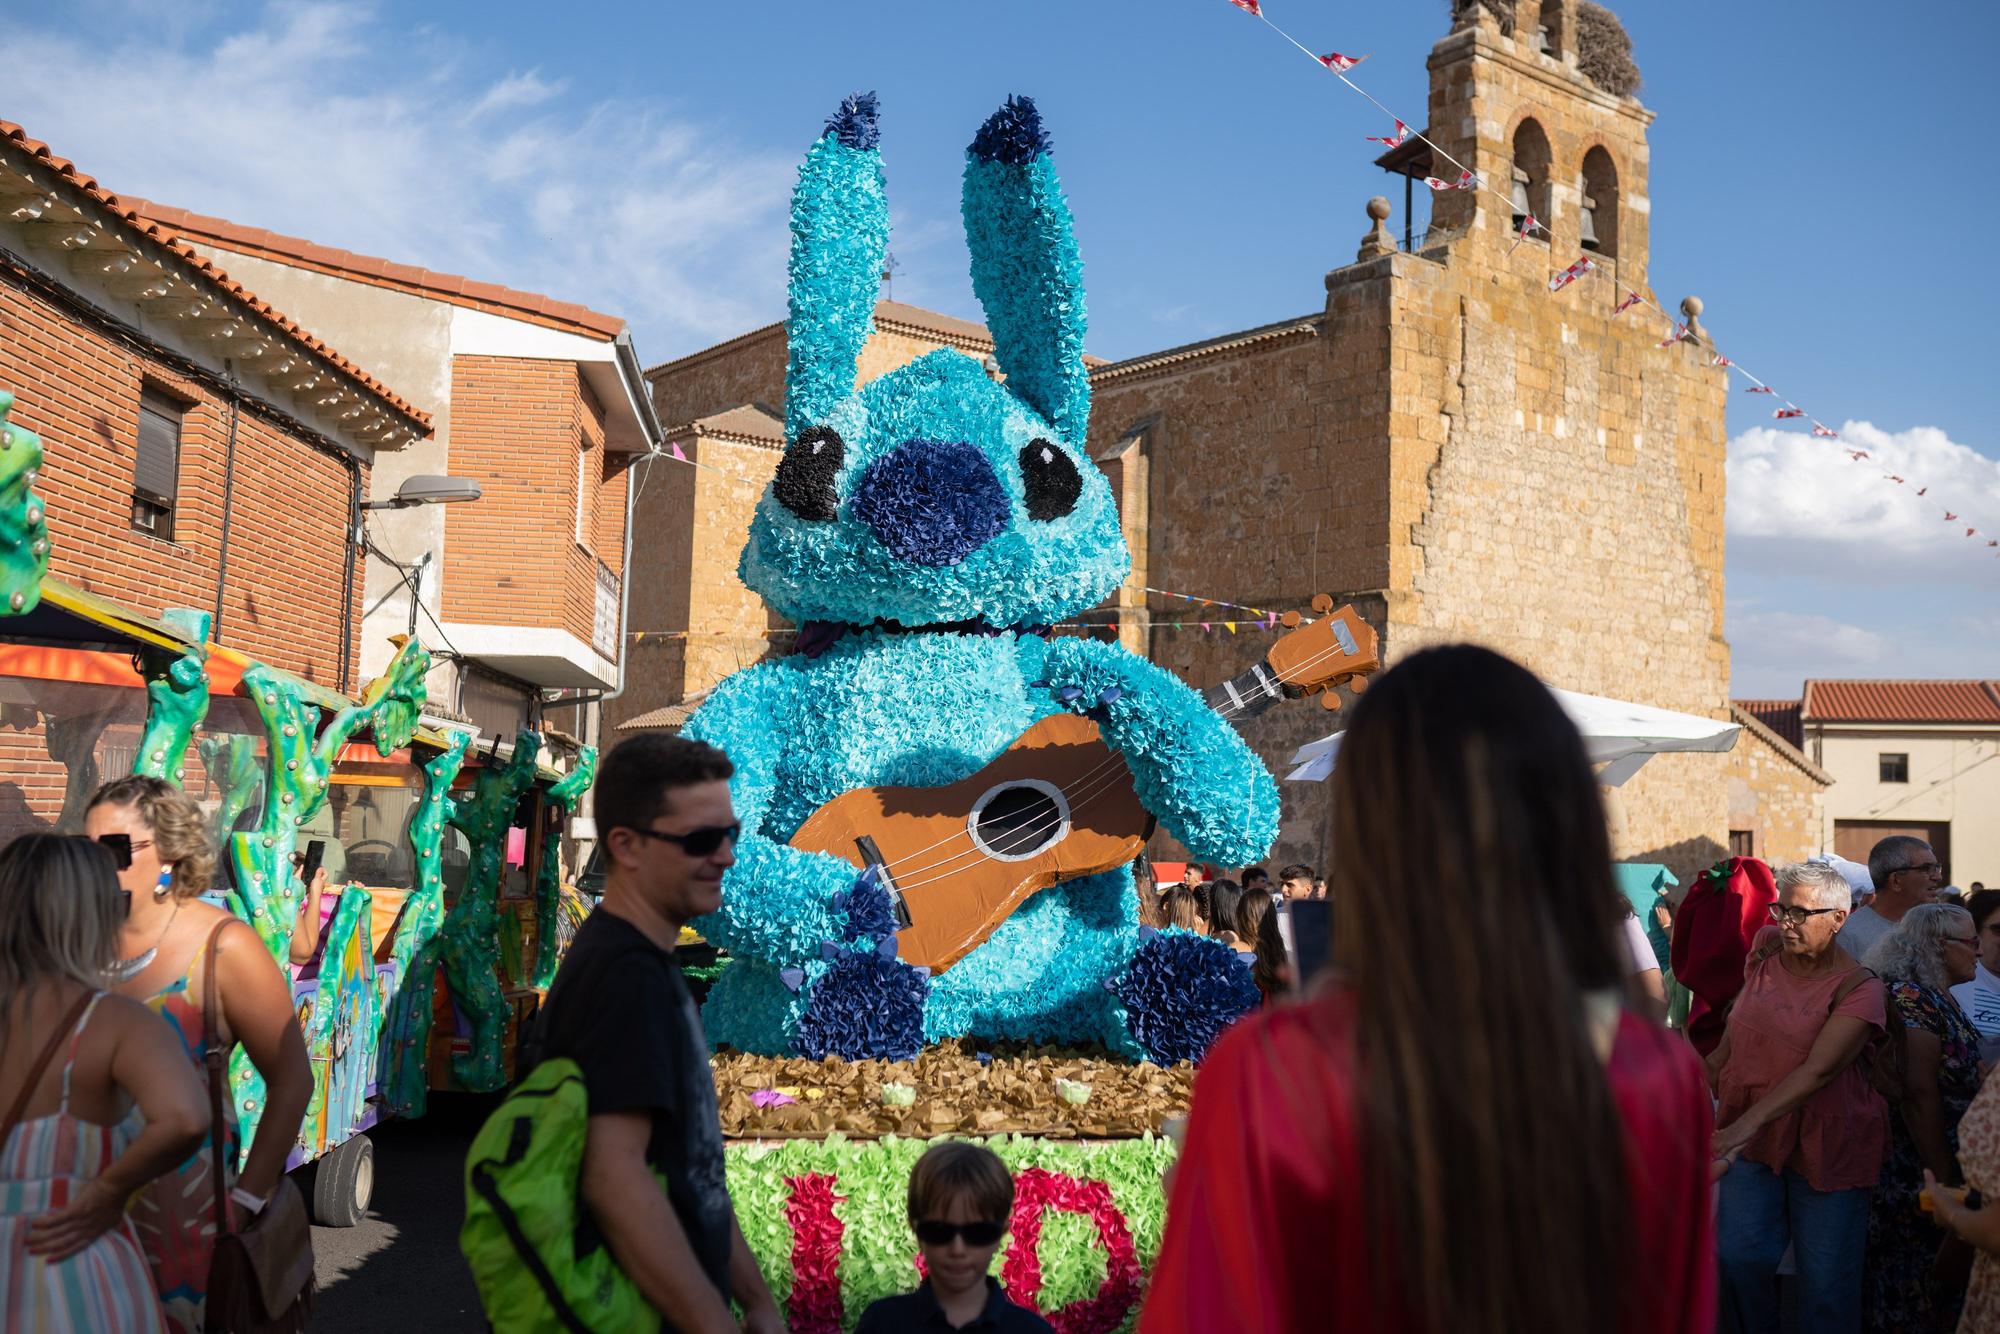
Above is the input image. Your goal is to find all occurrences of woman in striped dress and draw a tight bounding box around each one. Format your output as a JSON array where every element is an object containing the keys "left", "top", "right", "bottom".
[{"left": 0, "top": 834, "right": 208, "bottom": 1332}]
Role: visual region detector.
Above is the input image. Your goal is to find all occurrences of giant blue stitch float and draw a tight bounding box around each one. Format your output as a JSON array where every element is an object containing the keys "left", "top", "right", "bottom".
[{"left": 683, "top": 93, "right": 1276, "bottom": 1061}]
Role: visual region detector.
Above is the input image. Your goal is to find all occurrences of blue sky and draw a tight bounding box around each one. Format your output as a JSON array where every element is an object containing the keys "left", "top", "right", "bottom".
[{"left": 11, "top": 0, "right": 1998, "bottom": 696}]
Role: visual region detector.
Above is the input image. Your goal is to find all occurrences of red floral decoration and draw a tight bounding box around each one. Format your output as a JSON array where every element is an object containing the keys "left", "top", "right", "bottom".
[
  {"left": 784, "top": 1172, "right": 847, "bottom": 1334},
  {"left": 1000, "top": 1168, "right": 1143, "bottom": 1334}
]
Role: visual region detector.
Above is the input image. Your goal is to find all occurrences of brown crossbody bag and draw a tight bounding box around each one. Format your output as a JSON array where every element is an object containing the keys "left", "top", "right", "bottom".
[{"left": 200, "top": 918, "right": 316, "bottom": 1333}]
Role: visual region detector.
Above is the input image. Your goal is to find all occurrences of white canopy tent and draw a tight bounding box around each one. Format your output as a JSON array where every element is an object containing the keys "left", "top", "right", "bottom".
[{"left": 1284, "top": 687, "right": 1741, "bottom": 786}]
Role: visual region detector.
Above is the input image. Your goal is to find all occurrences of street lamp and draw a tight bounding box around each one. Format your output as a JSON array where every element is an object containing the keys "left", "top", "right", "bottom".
[{"left": 360, "top": 475, "right": 482, "bottom": 510}]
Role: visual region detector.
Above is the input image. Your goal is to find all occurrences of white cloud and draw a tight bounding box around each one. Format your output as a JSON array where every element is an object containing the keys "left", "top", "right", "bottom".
[
  {"left": 1724, "top": 422, "right": 2000, "bottom": 694},
  {"left": 3, "top": 3, "right": 797, "bottom": 362},
  {"left": 1724, "top": 610, "right": 1893, "bottom": 698},
  {"left": 1726, "top": 421, "right": 2000, "bottom": 584}
]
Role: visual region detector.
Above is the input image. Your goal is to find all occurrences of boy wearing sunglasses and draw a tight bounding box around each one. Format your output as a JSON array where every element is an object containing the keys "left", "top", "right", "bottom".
[
  {"left": 528, "top": 735, "right": 782, "bottom": 1334},
  {"left": 857, "top": 1142, "right": 1053, "bottom": 1332}
]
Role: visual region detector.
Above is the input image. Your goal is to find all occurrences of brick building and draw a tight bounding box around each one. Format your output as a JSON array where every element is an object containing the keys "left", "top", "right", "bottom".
[
  {"left": 618, "top": 3, "right": 1760, "bottom": 881},
  {"left": 0, "top": 121, "right": 430, "bottom": 836},
  {"left": 130, "top": 203, "right": 663, "bottom": 753},
  {"left": 1741, "top": 683, "right": 2000, "bottom": 886}
]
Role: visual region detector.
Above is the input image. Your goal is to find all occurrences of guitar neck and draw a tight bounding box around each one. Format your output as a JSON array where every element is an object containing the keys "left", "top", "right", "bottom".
[{"left": 1201, "top": 661, "right": 1288, "bottom": 719}]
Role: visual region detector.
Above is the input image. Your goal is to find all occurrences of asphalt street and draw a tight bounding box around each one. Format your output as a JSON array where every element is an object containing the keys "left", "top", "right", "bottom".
[{"left": 305, "top": 1093, "right": 498, "bottom": 1331}]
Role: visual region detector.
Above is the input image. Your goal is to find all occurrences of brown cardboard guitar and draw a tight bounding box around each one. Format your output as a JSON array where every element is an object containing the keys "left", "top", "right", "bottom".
[{"left": 789, "top": 597, "right": 1381, "bottom": 972}]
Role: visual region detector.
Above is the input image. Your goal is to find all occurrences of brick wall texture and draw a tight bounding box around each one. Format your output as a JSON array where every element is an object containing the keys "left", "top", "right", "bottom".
[
  {"left": 0, "top": 275, "right": 365, "bottom": 681},
  {"left": 441, "top": 355, "right": 628, "bottom": 654}
]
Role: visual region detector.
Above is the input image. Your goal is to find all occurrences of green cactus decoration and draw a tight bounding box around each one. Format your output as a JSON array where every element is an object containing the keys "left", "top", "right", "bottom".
[
  {"left": 530, "top": 746, "right": 596, "bottom": 989},
  {"left": 200, "top": 735, "right": 261, "bottom": 845},
  {"left": 224, "top": 635, "right": 431, "bottom": 1155},
  {"left": 0, "top": 391, "right": 51, "bottom": 617},
  {"left": 439, "top": 732, "right": 541, "bottom": 1091},
  {"left": 379, "top": 732, "right": 469, "bottom": 1119},
  {"left": 133, "top": 609, "right": 213, "bottom": 788}
]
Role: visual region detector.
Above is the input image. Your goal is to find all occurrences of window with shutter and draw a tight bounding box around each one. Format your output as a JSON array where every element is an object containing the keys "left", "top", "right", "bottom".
[{"left": 132, "top": 389, "right": 183, "bottom": 541}]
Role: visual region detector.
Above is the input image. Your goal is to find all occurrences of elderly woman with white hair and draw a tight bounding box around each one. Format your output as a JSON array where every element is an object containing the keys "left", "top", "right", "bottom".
[
  {"left": 1857, "top": 901, "right": 1981, "bottom": 1333},
  {"left": 1710, "top": 860, "right": 1889, "bottom": 1334}
]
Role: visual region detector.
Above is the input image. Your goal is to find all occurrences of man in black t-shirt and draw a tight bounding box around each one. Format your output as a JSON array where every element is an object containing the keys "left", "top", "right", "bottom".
[{"left": 532, "top": 734, "right": 781, "bottom": 1333}]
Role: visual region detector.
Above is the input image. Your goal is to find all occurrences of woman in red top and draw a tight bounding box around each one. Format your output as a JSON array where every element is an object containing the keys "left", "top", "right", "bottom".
[{"left": 1139, "top": 645, "right": 1715, "bottom": 1334}]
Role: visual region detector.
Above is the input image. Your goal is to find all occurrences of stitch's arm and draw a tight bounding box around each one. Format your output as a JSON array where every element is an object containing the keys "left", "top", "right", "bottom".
[
  {"left": 1038, "top": 637, "right": 1278, "bottom": 866},
  {"left": 681, "top": 663, "right": 854, "bottom": 967}
]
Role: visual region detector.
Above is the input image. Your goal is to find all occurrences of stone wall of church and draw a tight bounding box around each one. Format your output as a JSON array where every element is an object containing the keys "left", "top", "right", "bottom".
[
  {"left": 1726, "top": 731, "right": 1825, "bottom": 868},
  {"left": 1381, "top": 232, "right": 1730, "bottom": 879}
]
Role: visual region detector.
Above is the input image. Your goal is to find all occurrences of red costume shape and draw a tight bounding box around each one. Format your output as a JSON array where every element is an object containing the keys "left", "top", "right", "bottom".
[{"left": 1670, "top": 857, "right": 1779, "bottom": 1057}]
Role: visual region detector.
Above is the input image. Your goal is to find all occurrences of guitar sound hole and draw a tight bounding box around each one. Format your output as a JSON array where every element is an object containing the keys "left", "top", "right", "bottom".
[{"left": 970, "top": 782, "right": 1068, "bottom": 862}]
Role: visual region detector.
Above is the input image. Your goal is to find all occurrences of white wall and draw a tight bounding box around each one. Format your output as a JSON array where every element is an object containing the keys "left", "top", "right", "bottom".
[{"left": 1814, "top": 725, "right": 2000, "bottom": 886}]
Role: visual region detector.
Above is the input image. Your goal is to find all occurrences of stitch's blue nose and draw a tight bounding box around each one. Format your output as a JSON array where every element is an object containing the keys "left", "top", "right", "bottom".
[{"left": 850, "top": 439, "right": 1009, "bottom": 567}]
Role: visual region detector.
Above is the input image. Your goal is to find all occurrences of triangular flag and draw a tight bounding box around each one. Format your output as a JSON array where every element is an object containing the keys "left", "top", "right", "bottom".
[
  {"left": 1773, "top": 407, "right": 1805, "bottom": 419},
  {"left": 1225, "top": 621, "right": 1238, "bottom": 634},
  {"left": 1365, "top": 119, "right": 1412, "bottom": 149},
  {"left": 1201, "top": 622, "right": 1212, "bottom": 632},
  {"left": 1613, "top": 290, "right": 1643, "bottom": 317},
  {"left": 670, "top": 442, "right": 688, "bottom": 461},
  {"left": 1227, "top": 0, "right": 1261, "bottom": 13},
  {"left": 1318, "top": 51, "right": 1367, "bottom": 72},
  {"left": 1744, "top": 386, "right": 1776, "bottom": 395}
]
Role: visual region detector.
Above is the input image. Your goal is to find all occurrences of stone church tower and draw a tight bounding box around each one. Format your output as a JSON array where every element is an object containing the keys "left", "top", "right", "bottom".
[{"left": 1088, "top": 1, "right": 1732, "bottom": 876}]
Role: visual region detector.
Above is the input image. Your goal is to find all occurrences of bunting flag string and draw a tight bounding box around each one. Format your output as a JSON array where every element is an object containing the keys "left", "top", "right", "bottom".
[
  {"left": 1365, "top": 119, "right": 1412, "bottom": 149},
  {"left": 1548, "top": 256, "right": 1593, "bottom": 293},
  {"left": 1218, "top": 0, "right": 1995, "bottom": 559}
]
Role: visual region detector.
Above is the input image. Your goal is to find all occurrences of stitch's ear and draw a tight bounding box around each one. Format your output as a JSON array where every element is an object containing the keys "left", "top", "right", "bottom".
[
  {"left": 786, "top": 92, "right": 889, "bottom": 437},
  {"left": 962, "top": 96, "right": 1088, "bottom": 448}
]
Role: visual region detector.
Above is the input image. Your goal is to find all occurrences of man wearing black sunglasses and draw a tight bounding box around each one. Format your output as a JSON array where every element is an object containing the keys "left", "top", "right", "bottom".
[
  {"left": 1840, "top": 835, "right": 1945, "bottom": 961},
  {"left": 529, "top": 735, "right": 781, "bottom": 1334}
]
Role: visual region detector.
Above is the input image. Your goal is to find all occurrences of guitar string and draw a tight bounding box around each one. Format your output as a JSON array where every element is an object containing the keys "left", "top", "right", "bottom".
[
  {"left": 870, "top": 631, "right": 1367, "bottom": 890},
  {"left": 862, "top": 624, "right": 1365, "bottom": 884},
  {"left": 866, "top": 633, "right": 1369, "bottom": 895}
]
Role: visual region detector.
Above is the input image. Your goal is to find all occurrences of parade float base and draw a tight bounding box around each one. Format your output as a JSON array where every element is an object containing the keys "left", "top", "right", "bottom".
[
  {"left": 718, "top": 1042, "right": 1188, "bottom": 1333},
  {"left": 713, "top": 1041, "right": 1194, "bottom": 1139}
]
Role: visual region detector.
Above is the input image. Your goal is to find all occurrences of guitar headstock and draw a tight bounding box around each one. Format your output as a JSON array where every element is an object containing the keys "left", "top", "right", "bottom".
[{"left": 1264, "top": 596, "right": 1381, "bottom": 710}]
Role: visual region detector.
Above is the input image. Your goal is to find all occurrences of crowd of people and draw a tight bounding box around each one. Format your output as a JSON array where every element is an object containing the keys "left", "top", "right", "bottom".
[
  {"left": 5, "top": 643, "right": 2000, "bottom": 1333},
  {"left": 1137, "top": 855, "right": 1316, "bottom": 1001}
]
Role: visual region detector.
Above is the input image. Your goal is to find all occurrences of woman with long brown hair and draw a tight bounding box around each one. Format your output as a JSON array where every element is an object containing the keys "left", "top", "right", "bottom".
[
  {"left": 1139, "top": 645, "right": 1714, "bottom": 1333},
  {"left": 84, "top": 776, "right": 311, "bottom": 1334}
]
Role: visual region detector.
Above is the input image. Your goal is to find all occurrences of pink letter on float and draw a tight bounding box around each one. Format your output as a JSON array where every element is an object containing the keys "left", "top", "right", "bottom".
[
  {"left": 784, "top": 1173, "right": 846, "bottom": 1334},
  {"left": 1000, "top": 1169, "right": 1143, "bottom": 1334}
]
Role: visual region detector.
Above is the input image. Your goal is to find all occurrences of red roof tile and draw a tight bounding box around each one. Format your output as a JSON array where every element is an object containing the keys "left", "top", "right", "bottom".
[
  {"left": 1801, "top": 680, "right": 2000, "bottom": 724},
  {"left": 1734, "top": 699, "right": 1804, "bottom": 749},
  {"left": 0, "top": 121, "right": 430, "bottom": 434},
  {"left": 127, "top": 199, "right": 626, "bottom": 342}
]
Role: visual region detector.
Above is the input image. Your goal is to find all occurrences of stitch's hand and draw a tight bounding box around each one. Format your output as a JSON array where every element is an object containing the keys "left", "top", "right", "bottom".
[{"left": 1039, "top": 637, "right": 1278, "bottom": 866}]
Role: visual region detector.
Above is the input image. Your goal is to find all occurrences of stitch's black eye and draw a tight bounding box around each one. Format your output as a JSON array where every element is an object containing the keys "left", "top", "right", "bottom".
[
  {"left": 775, "top": 426, "right": 844, "bottom": 521},
  {"left": 1019, "top": 437, "right": 1081, "bottom": 521}
]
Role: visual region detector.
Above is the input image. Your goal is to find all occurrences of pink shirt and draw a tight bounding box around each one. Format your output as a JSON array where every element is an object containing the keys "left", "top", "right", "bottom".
[{"left": 1716, "top": 929, "right": 1888, "bottom": 1191}]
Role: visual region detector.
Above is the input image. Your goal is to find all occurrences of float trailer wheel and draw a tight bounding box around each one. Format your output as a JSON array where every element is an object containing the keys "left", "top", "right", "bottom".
[{"left": 311, "top": 1132, "right": 375, "bottom": 1228}]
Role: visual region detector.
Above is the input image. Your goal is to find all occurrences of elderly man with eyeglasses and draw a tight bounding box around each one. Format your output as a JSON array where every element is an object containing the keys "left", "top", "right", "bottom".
[{"left": 1838, "top": 835, "right": 1946, "bottom": 962}]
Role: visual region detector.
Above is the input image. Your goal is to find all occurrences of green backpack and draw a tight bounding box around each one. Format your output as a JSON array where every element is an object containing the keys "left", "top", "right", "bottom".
[{"left": 460, "top": 1058, "right": 662, "bottom": 1333}]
